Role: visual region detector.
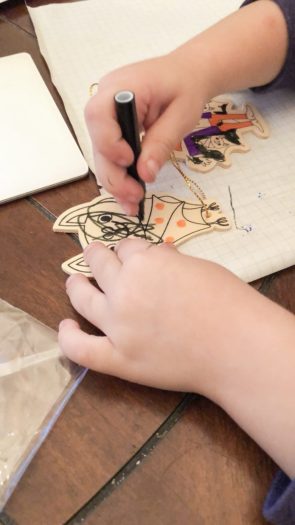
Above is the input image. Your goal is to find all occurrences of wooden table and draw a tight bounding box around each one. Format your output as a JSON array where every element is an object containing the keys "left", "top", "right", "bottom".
[{"left": 0, "top": 2, "right": 293, "bottom": 524}]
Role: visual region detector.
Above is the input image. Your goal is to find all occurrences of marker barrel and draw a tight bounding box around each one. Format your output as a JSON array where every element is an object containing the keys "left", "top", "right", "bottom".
[{"left": 115, "top": 91, "right": 145, "bottom": 221}]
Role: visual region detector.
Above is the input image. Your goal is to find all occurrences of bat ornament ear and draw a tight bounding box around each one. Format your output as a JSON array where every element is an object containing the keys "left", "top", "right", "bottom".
[
  {"left": 53, "top": 204, "right": 89, "bottom": 232},
  {"left": 61, "top": 253, "right": 93, "bottom": 277}
]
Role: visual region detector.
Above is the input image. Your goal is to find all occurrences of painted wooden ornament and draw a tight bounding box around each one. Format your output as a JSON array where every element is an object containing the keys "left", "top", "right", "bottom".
[{"left": 174, "top": 98, "right": 269, "bottom": 172}]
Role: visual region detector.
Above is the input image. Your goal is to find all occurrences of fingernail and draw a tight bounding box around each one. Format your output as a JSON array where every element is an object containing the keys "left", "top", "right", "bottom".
[
  {"left": 83, "top": 243, "right": 93, "bottom": 256},
  {"left": 83, "top": 242, "right": 96, "bottom": 260},
  {"left": 117, "top": 157, "right": 129, "bottom": 167},
  {"left": 128, "top": 194, "right": 141, "bottom": 204},
  {"left": 145, "top": 158, "right": 159, "bottom": 181},
  {"left": 59, "top": 319, "right": 73, "bottom": 329},
  {"left": 123, "top": 203, "right": 138, "bottom": 216},
  {"left": 84, "top": 241, "right": 100, "bottom": 254},
  {"left": 83, "top": 241, "right": 105, "bottom": 262}
]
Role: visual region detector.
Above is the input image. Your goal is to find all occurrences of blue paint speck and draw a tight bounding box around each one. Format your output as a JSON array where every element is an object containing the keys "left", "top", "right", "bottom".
[{"left": 242, "top": 224, "right": 253, "bottom": 233}]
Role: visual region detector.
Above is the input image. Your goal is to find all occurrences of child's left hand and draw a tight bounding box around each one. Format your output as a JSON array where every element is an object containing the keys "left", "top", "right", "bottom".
[
  {"left": 58, "top": 238, "right": 275, "bottom": 400},
  {"left": 59, "top": 238, "right": 295, "bottom": 477}
]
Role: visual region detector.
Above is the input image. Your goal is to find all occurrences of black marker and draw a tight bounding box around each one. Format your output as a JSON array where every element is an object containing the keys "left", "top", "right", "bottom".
[{"left": 114, "top": 90, "right": 145, "bottom": 222}]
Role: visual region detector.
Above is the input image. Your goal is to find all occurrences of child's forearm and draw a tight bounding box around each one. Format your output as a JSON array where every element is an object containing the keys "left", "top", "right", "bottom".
[
  {"left": 214, "top": 298, "right": 295, "bottom": 479},
  {"left": 171, "top": 0, "right": 288, "bottom": 99}
]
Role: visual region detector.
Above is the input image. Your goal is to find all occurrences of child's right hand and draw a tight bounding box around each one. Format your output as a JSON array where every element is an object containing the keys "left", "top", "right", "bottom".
[
  {"left": 85, "top": 51, "right": 213, "bottom": 215},
  {"left": 85, "top": 1, "right": 287, "bottom": 217}
]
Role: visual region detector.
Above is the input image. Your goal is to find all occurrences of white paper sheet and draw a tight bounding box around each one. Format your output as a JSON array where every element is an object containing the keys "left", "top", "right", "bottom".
[{"left": 28, "top": 0, "right": 295, "bottom": 282}]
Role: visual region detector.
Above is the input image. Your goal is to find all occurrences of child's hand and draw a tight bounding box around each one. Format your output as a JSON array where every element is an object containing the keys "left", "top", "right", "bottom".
[
  {"left": 59, "top": 239, "right": 268, "bottom": 399},
  {"left": 59, "top": 239, "right": 295, "bottom": 476},
  {"left": 85, "top": 53, "right": 213, "bottom": 216},
  {"left": 85, "top": 1, "right": 287, "bottom": 217}
]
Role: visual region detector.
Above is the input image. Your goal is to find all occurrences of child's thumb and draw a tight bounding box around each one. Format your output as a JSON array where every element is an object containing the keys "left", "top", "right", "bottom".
[{"left": 138, "top": 98, "right": 194, "bottom": 182}]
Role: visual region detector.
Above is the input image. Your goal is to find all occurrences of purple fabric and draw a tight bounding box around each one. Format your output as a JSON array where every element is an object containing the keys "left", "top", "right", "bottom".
[
  {"left": 202, "top": 111, "right": 212, "bottom": 119},
  {"left": 183, "top": 134, "right": 201, "bottom": 156},
  {"left": 184, "top": 126, "right": 222, "bottom": 156},
  {"left": 263, "top": 471, "right": 295, "bottom": 525},
  {"left": 241, "top": 0, "right": 295, "bottom": 90}
]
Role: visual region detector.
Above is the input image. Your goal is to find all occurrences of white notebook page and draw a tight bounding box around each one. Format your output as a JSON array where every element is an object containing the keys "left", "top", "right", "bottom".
[{"left": 28, "top": 0, "right": 295, "bottom": 282}]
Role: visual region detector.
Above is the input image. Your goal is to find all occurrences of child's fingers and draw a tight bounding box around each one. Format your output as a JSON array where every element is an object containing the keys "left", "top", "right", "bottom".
[
  {"left": 114, "top": 238, "right": 154, "bottom": 263},
  {"left": 83, "top": 242, "right": 121, "bottom": 291},
  {"left": 58, "top": 319, "right": 117, "bottom": 373},
  {"left": 85, "top": 95, "right": 133, "bottom": 166},
  {"left": 94, "top": 151, "right": 144, "bottom": 209},
  {"left": 65, "top": 273, "right": 108, "bottom": 329},
  {"left": 138, "top": 97, "right": 194, "bottom": 181}
]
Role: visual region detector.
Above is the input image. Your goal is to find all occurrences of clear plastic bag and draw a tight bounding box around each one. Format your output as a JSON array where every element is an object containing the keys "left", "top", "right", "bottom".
[{"left": 0, "top": 299, "right": 86, "bottom": 509}]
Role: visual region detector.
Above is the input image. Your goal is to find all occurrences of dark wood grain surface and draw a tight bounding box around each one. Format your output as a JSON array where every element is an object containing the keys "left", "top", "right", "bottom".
[{"left": 0, "top": 2, "right": 292, "bottom": 524}]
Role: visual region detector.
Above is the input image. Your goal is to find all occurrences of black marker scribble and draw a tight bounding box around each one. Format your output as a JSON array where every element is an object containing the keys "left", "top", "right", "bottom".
[
  {"left": 55, "top": 194, "right": 230, "bottom": 275},
  {"left": 78, "top": 210, "right": 157, "bottom": 244}
]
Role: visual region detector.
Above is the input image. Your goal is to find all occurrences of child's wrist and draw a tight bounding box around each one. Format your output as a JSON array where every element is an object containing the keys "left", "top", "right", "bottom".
[
  {"left": 208, "top": 296, "right": 295, "bottom": 411},
  {"left": 213, "top": 303, "right": 295, "bottom": 476},
  {"left": 168, "top": 38, "right": 220, "bottom": 105},
  {"left": 190, "top": 290, "right": 295, "bottom": 406}
]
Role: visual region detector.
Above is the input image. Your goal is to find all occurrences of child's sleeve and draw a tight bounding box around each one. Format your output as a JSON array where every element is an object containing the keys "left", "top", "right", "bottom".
[
  {"left": 263, "top": 471, "right": 295, "bottom": 525},
  {"left": 241, "top": 0, "right": 295, "bottom": 90}
]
